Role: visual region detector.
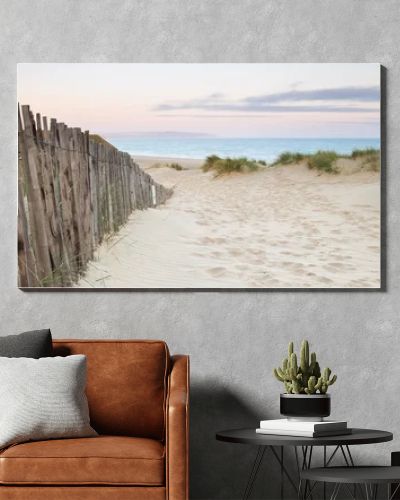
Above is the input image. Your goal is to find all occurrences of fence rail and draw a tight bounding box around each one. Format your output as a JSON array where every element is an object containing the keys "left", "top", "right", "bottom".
[{"left": 18, "top": 105, "right": 172, "bottom": 287}]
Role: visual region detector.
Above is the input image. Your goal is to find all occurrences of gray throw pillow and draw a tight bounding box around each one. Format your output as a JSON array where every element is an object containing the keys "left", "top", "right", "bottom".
[
  {"left": 0, "top": 355, "right": 97, "bottom": 449},
  {"left": 0, "top": 329, "right": 53, "bottom": 358}
]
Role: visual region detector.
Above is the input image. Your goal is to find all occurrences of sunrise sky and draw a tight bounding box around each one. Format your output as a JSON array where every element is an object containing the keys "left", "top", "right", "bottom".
[{"left": 17, "top": 63, "right": 380, "bottom": 138}]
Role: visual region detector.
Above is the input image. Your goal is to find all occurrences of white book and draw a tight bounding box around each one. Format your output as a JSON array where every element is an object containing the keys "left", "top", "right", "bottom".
[
  {"left": 256, "top": 428, "right": 352, "bottom": 438},
  {"left": 259, "top": 419, "right": 347, "bottom": 432}
]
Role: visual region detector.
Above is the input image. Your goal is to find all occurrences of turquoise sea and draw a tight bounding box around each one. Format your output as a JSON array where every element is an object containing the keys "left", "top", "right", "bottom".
[{"left": 104, "top": 136, "right": 380, "bottom": 163}]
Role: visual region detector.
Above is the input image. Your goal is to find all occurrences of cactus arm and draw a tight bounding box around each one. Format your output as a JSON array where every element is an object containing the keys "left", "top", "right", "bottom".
[
  {"left": 300, "top": 340, "right": 310, "bottom": 373},
  {"left": 328, "top": 374, "right": 337, "bottom": 386},
  {"left": 284, "top": 381, "right": 292, "bottom": 393},
  {"left": 292, "top": 379, "right": 301, "bottom": 394},
  {"left": 307, "top": 376, "right": 317, "bottom": 394},
  {"left": 290, "top": 353, "right": 298, "bottom": 379},
  {"left": 273, "top": 368, "right": 285, "bottom": 382},
  {"left": 310, "top": 352, "right": 317, "bottom": 373},
  {"left": 277, "top": 367, "right": 286, "bottom": 380}
]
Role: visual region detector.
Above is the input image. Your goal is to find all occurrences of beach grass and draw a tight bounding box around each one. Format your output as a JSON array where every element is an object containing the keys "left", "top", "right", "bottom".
[
  {"left": 271, "top": 148, "right": 380, "bottom": 174},
  {"left": 307, "top": 150, "right": 339, "bottom": 173},
  {"left": 201, "top": 148, "right": 380, "bottom": 176},
  {"left": 149, "top": 162, "right": 187, "bottom": 171},
  {"left": 202, "top": 155, "right": 262, "bottom": 176},
  {"left": 272, "top": 152, "right": 306, "bottom": 166},
  {"left": 350, "top": 148, "right": 379, "bottom": 158},
  {"left": 349, "top": 148, "right": 380, "bottom": 172},
  {"left": 168, "top": 162, "right": 185, "bottom": 171}
]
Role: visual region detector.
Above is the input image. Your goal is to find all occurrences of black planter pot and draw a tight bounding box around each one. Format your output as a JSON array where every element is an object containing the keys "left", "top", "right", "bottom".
[{"left": 280, "top": 394, "right": 331, "bottom": 420}]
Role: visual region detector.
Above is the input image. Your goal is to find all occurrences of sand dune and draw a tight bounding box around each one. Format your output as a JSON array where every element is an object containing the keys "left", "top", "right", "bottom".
[{"left": 77, "top": 157, "right": 380, "bottom": 289}]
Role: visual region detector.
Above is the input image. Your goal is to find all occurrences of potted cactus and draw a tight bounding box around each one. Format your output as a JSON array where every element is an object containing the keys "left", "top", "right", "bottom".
[{"left": 273, "top": 340, "right": 337, "bottom": 420}]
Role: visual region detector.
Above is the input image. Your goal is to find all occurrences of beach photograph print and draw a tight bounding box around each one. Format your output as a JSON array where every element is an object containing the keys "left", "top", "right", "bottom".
[{"left": 17, "top": 63, "right": 381, "bottom": 289}]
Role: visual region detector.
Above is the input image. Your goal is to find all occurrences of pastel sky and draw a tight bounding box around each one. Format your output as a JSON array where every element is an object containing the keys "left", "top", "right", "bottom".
[{"left": 17, "top": 63, "right": 380, "bottom": 138}]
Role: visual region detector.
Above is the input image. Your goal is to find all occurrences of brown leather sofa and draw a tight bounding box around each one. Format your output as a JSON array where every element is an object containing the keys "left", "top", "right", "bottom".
[{"left": 0, "top": 339, "right": 189, "bottom": 500}]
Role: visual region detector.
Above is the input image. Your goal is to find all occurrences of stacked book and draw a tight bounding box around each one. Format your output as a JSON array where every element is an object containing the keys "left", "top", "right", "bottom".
[{"left": 256, "top": 419, "right": 351, "bottom": 438}]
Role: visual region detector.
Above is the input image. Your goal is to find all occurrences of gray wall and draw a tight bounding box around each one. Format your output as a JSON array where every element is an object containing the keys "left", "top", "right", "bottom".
[{"left": 1, "top": 1, "right": 399, "bottom": 498}]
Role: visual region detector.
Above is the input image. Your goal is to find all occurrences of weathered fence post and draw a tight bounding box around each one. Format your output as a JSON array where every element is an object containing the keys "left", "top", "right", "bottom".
[{"left": 18, "top": 105, "right": 172, "bottom": 287}]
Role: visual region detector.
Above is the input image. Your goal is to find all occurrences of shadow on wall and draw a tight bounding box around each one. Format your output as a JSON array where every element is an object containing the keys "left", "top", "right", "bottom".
[{"left": 190, "top": 380, "right": 284, "bottom": 500}]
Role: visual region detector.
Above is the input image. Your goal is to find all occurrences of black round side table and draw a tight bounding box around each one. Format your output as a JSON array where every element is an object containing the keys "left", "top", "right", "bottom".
[
  {"left": 216, "top": 428, "right": 393, "bottom": 500},
  {"left": 301, "top": 466, "right": 400, "bottom": 500}
]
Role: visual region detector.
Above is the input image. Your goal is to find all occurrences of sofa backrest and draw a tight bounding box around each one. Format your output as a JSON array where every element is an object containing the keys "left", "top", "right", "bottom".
[{"left": 53, "top": 339, "right": 170, "bottom": 440}]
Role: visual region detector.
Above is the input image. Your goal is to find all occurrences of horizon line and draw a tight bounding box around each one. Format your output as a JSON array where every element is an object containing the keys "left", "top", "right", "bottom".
[{"left": 102, "top": 133, "right": 380, "bottom": 140}]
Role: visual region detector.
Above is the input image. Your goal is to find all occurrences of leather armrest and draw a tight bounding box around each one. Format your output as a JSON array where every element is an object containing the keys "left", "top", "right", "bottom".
[{"left": 166, "top": 355, "right": 189, "bottom": 500}]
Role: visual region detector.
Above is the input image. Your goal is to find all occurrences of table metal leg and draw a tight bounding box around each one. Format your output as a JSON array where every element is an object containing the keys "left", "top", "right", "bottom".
[
  {"left": 243, "top": 444, "right": 369, "bottom": 500},
  {"left": 295, "top": 446, "right": 301, "bottom": 479},
  {"left": 300, "top": 446, "right": 314, "bottom": 500},
  {"left": 270, "top": 446, "right": 299, "bottom": 493},
  {"left": 343, "top": 483, "right": 358, "bottom": 500},
  {"left": 324, "top": 446, "right": 327, "bottom": 500},
  {"left": 389, "top": 482, "right": 400, "bottom": 500},
  {"left": 299, "top": 445, "right": 359, "bottom": 500},
  {"left": 330, "top": 483, "right": 341, "bottom": 500},
  {"left": 281, "top": 447, "right": 284, "bottom": 500},
  {"left": 243, "top": 445, "right": 301, "bottom": 499},
  {"left": 242, "top": 445, "right": 266, "bottom": 500}
]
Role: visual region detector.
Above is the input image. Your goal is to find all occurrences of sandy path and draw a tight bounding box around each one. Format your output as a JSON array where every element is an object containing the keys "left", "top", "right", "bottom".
[{"left": 77, "top": 158, "right": 380, "bottom": 288}]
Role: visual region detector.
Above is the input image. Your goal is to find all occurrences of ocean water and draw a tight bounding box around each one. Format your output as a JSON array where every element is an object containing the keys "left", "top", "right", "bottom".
[{"left": 104, "top": 136, "right": 380, "bottom": 163}]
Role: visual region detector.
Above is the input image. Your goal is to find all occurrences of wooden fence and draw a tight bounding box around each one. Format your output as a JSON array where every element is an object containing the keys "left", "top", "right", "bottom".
[{"left": 18, "top": 105, "right": 172, "bottom": 287}]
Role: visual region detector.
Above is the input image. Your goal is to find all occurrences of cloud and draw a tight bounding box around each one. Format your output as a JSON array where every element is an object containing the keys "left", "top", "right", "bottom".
[
  {"left": 154, "top": 86, "right": 380, "bottom": 114},
  {"left": 245, "top": 86, "right": 379, "bottom": 104},
  {"left": 156, "top": 114, "right": 380, "bottom": 122}
]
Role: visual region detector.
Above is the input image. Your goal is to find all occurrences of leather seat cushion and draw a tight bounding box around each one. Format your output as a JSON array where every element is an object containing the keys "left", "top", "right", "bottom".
[{"left": 0, "top": 436, "right": 165, "bottom": 486}]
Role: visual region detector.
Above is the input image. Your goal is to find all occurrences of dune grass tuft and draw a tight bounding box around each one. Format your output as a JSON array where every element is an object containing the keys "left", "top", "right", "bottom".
[
  {"left": 350, "top": 148, "right": 379, "bottom": 159},
  {"left": 202, "top": 155, "right": 222, "bottom": 172},
  {"left": 349, "top": 148, "right": 380, "bottom": 172},
  {"left": 272, "top": 151, "right": 306, "bottom": 166},
  {"left": 307, "top": 151, "right": 339, "bottom": 174},
  {"left": 202, "top": 155, "right": 262, "bottom": 176},
  {"left": 167, "top": 162, "right": 185, "bottom": 171},
  {"left": 149, "top": 162, "right": 186, "bottom": 171},
  {"left": 202, "top": 148, "right": 380, "bottom": 177}
]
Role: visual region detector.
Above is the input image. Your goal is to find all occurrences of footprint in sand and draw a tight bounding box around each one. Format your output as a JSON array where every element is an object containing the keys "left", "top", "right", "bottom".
[
  {"left": 228, "top": 248, "right": 243, "bottom": 257},
  {"left": 207, "top": 267, "right": 227, "bottom": 278},
  {"left": 323, "top": 263, "right": 354, "bottom": 273},
  {"left": 281, "top": 250, "right": 297, "bottom": 256},
  {"left": 235, "top": 264, "right": 250, "bottom": 271},
  {"left": 281, "top": 261, "right": 305, "bottom": 271},
  {"left": 200, "top": 236, "right": 215, "bottom": 245},
  {"left": 317, "top": 276, "right": 334, "bottom": 285},
  {"left": 251, "top": 258, "right": 265, "bottom": 265},
  {"left": 249, "top": 248, "right": 264, "bottom": 256}
]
